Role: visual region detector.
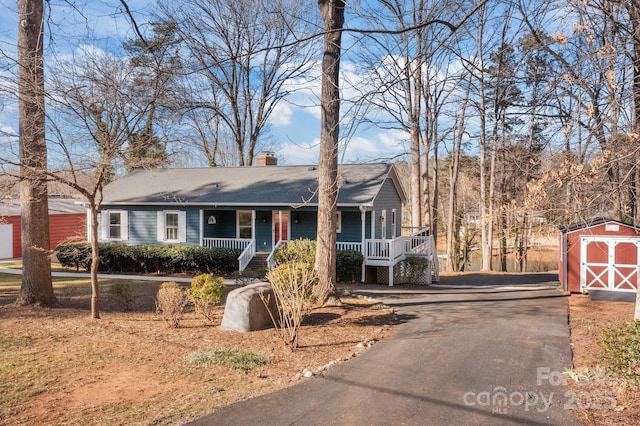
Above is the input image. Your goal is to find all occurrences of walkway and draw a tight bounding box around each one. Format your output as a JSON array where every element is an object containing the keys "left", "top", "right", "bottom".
[{"left": 190, "top": 273, "right": 581, "bottom": 425}]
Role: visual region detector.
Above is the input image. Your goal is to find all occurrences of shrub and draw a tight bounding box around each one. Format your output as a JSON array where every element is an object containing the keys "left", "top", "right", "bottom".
[
  {"left": 187, "top": 274, "right": 225, "bottom": 323},
  {"left": 598, "top": 320, "right": 640, "bottom": 387},
  {"left": 55, "top": 242, "right": 92, "bottom": 271},
  {"left": 186, "top": 348, "right": 271, "bottom": 372},
  {"left": 274, "top": 238, "right": 316, "bottom": 265},
  {"left": 156, "top": 282, "right": 187, "bottom": 328},
  {"left": 55, "top": 242, "right": 240, "bottom": 276},
  {"left": 336, "top": 250, "right": 363, "bottom": 282},
  {"left": 403, "top": 256, "right": 429, "bottom": 284},
  {"left": 264, "top": 262, "right": 318, "bottom": 349},
  {"left": 108, "top": 282, "right": 134, "bottom": 311}
]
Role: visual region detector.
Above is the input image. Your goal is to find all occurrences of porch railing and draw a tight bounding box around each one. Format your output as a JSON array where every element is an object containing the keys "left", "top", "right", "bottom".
[
  {"left": 238, "top": 240, "right": 256, "bottom": 273},
  {"left": 202, "top": 238, "right": 254, "bottom": 273},
  {"left": 266, "top": 240, "right": 286, "bottom": 270},
  {"left": 337, "top": 242, "right": 362, "bottom": 252},
  {"left": 202, "top": 237, "right": 253, "bottom": 250},
  {"left": 365, "top": 237, "right": 405, "bottom": 262}
]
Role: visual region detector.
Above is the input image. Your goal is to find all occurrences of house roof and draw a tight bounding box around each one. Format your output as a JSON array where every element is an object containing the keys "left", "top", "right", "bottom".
[
  {"left": 0, "top": 198, "right": 86, "bottom": 217},
  {"left": 102, "top": 163, "right": 406, "bottom": 208},
  {"left": 559, "top": 217, "right": 640, "bottom": 234}
]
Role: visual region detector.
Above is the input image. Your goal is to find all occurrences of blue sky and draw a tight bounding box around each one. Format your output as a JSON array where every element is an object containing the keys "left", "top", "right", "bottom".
[{"left": 0, "top": 0, "right": 411, "bottom": 167}]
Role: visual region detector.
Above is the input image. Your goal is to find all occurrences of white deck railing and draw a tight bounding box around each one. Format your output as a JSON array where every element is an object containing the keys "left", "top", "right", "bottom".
[
  {"left": 337, "top": 242, "right": 363, "bottom": 252},
  {"left": 202, "top": 238, "right": 254, "bottom": 273},
  {"left": 201, "top": 230, "right": 438, "bottom": 283},
  {"left": 266, "top": 240, "right": 286, "bottom": 270},
  {"left": 238, "top": 240, "right": 256, "bottom": 272}
]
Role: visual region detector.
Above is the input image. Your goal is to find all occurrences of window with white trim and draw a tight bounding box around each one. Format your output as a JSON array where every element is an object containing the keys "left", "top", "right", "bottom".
[
  {"left": 336, "top": 211, "right": 342, "bottom": 233},
  {"left": 100, "top": 210, "right": 128, "bottom": 241},
  {"left": 157, "top": 210, "right": 186, "bottom": 243},
  {"left": 237, "top": 211, "right": 253, "bottom": 239}
]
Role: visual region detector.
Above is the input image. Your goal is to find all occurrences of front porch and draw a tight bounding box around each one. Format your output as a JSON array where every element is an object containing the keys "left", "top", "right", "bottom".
[{"left": 202, "top": 227, "right": 439, "bottom": 286}]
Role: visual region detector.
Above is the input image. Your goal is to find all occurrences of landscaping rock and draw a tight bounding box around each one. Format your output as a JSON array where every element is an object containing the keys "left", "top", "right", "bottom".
[{"left": 220, "top": 282, "right": 278, "bottom": 332}]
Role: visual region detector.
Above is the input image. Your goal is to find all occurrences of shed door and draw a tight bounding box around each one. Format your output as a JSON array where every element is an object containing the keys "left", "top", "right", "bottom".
[
  {"left": 580, "top": 236, "right": 640, "bottom": 292},
  {"left": 0, "top": 224, "right": 13, "bottom": 259}
]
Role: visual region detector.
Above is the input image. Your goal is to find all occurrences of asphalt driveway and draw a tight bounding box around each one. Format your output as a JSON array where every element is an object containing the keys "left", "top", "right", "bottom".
[{"left": 191, "top": 273, "right": 580, "bottom": 426}]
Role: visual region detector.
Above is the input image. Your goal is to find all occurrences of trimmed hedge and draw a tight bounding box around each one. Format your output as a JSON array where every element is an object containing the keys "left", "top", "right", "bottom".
[{"left": 55, "top": 242, "right": 240, "bottom": 276}]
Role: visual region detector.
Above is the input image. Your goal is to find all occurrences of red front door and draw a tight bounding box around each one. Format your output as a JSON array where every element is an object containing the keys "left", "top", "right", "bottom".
[{"left": 273, "top": 211, "right": 289, "bottom": 245}]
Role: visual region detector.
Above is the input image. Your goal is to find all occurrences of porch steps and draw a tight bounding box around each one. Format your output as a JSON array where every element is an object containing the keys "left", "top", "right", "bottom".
[{"left": 241, "top": 253, "right": 269, "bottom": 279}]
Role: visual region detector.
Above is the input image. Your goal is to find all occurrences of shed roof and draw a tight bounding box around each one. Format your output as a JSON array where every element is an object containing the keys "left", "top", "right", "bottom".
[
  {"left": 559, "top": 217, "right": 640, "bottom": 234},
  {"left": 102, "top": 163, "right": 406, "bottom": 208}
]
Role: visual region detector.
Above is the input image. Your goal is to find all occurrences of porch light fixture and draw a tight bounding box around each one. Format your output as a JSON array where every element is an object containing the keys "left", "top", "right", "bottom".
[
  {"left": 294, "top": 216, "right": 300, "bottom": 224},
  {"left": 262, "top": 215, "right": 268, "bottom": 223},
  {"left": 208, "top": 215, "right": 217, "bottom": 225}
]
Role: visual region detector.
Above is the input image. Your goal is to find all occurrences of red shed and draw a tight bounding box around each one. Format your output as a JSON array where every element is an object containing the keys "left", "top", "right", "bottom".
[
  {"left": 0, "top": 198, "right": 86, "bottom": 259},
  {"left": 559, "top": 218, "right": 640, "bottom": 298}
]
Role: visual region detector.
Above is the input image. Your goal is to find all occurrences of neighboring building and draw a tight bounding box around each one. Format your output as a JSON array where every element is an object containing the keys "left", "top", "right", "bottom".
[
  {"left": 0, "top": 198, "right": 87, "bottom": 259},
  {"left": 559, "top": 218, "right": 640, "bottom": 301},
  {"left": 98, "top": 156, "right": 438, "bottom": 285}
]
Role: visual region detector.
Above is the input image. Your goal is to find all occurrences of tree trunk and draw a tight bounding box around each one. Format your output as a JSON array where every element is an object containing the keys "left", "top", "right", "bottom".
[
  {"left": 315, "top": 0, "right": 345, "bottom": 306},
  {"left": 628, "top": 2, "right": 640, "bottom": 317},
  {"left": 16, "top": 0, "right": 55, "bottom": 307},
  {"left": 446, "top": 77, "right": 470, "bottom": 271},
  {"left": 89, "top": 201, "right": 101, "bottom": 319}
]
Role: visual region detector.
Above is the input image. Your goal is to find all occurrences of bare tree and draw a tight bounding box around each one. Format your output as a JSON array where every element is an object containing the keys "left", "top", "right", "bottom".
[
  {"left": 16, "top": 0, "right": 55, "bottom": 306},
  {"left": 45, "top": 50, "right": 163, "bottom": 318},
  {"left": 160, "top": 0, "right": 316, "bottom": 166}
]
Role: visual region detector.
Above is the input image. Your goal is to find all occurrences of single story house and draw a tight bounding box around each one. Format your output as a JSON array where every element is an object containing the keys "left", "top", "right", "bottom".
[
  {"left": 559, "top": 218, "right": 640, "bottom": 301},
  {"left": 0, "top": 198, "right": 87, "bottom": 259},
  {"left": 98, "top": 155, "right": 438, "bottom": 285}
]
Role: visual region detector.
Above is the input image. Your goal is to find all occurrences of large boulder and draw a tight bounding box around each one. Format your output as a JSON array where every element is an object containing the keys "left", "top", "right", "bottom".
[{"left": 220, "top": 282, "right": 278, "bottom": 332}]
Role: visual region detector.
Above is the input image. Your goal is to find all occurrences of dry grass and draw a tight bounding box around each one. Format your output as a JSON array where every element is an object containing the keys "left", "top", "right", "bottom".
[{"left": 0, "top": 273, "right": 397, "bottom": 425}]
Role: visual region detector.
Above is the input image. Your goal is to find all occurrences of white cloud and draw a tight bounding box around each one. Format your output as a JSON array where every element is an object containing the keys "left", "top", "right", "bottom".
[
  {"left": 277, "top": 138, "right": 320, "bottom": 166},
  {"left": 269, "top": 103, "right": 293, "bottom": 127}
]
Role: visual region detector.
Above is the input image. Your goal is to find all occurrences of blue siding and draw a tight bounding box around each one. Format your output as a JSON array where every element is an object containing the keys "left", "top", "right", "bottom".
[
  {"left": 128, "top": 210, "right": 156, "bottom": 244},
  {"left": 371, "top": 179, "right": 403, "bottom": 238},
  {"left": 255, "top": 210, "right": 272, "bottom": 252},
  {"left": 291, "top": 210, "right": 316, "bottom": 240},
  {"left": 339, "top": 210, "right": 362, "bottom": 242},
  {"left": 204, "top": 210, "right": 236, "bottom": 238}
]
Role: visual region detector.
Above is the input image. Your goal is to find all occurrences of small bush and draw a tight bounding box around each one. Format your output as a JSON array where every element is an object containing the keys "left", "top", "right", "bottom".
[
  {"left": 186, "top": 348, "right": 271, "bottom": 372},
  {"left": 156, "top": 282, "right": 187, "bottom": 328},
  {"left": 336, "top": 250, "right": 364, "bottom": 282},
  {"left": 55, "top": 242, "right": 92, "bottom": 271},
  {"left": 108, "top": 282, "right": 134, "bottom": 311},
  {"left": 598, "top": 320, "right": 640, "bottom": 387},
  {"left": 187, "top": 274, "right": 225, "bottom": 323},
  {"left": 265, "top": 262, "right": 319, "bottom": 349},
  {"left": 403, "top": 256, "right": 429, "bottom": 283}
]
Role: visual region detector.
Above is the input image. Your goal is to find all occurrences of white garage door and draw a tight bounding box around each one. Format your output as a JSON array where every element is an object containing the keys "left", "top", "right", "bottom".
[{"left": 0, "top": 224, "right": 13, "bottom": 259}]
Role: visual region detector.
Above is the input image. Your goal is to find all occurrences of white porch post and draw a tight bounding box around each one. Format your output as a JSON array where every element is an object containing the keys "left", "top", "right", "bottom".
[
  {"left": 388, "top": 263, "right": 394, "bottom": 287},
  {"left": 360, "top": 206, "right": 367, "bottom": 283},
  {"left": 199, "top": 209, "right": 203, "bottom": 246}
]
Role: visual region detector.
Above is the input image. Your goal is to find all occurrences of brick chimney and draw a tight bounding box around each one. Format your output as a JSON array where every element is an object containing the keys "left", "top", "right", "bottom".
[{"left": 256, "top": 152, "right": 278, "bottom": 166}]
